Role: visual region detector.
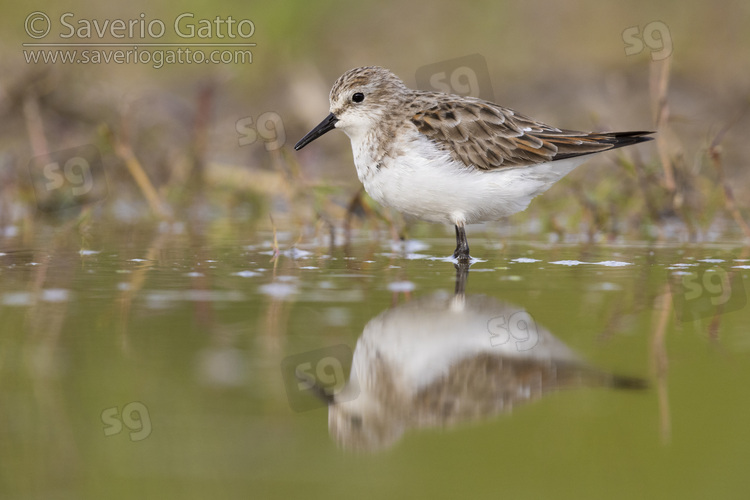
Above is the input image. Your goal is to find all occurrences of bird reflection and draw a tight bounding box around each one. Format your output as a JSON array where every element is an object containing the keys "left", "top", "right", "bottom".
[{"left": 304, "top": 265, "right": 645, "bottom": 452}]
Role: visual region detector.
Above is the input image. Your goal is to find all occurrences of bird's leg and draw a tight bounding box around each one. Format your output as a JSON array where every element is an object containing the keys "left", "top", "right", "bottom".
[
  {"left": 453, "top": 224, "right": 471, "bottom": 262},
  {"left": 454, "top": 260, "right": 469, "bottom": 295}
]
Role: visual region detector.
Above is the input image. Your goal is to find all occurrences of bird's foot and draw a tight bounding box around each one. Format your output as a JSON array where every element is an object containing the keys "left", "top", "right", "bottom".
[
  {"left": 452, "top": 247, "right": 471, "bottom": 263},
  {"left": 453, "top": 224, "right": 471, "bottom": 264}
]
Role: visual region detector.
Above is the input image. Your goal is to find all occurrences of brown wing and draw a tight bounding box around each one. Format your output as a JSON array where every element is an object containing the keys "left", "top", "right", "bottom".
[
  {"left": 409, "top": 92, "right": 653, "bottom": 170},
  {"left": 411, "top": 353, "right": 645, "bottom": 426}
]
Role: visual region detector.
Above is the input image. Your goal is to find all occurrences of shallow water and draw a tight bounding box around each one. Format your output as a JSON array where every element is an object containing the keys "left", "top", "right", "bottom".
[{"left": 2, "top": 225, "right": 750, "bottom": 499}]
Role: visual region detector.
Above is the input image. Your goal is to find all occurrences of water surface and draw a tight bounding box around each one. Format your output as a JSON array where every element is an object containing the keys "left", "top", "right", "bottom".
[{"left": 2, "top": 225, "right": 749, "bottom": 499}]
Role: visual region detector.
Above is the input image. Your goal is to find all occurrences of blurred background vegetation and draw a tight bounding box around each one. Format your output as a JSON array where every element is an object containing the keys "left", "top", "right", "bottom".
[
  {"left": 3, "top": 4, "right": 750, "bottom": 498},
  {"left": 1, "top": 0, "right": 749, "bottom": 245}
]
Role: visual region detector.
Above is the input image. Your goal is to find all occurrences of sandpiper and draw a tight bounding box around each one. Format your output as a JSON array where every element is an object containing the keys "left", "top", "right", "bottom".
[
  {"left": 295, "top": 66, "right": 653, "bottom": 262},
  {"left": 299, "top": 291, "right": 645, "bottom": 452}
]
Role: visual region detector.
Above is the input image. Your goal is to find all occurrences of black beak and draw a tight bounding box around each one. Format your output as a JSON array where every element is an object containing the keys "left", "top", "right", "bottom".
[
  {"left": 294, "top": 113, "right": 339, "bottom": 151},
  {"left": 295, "top": 366, "right": 336, "bottom": 405}
]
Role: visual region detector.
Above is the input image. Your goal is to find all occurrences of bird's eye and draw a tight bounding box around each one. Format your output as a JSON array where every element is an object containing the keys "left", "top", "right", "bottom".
[{"left": 351, "top": 92, "right": 365, "bottom": 103}]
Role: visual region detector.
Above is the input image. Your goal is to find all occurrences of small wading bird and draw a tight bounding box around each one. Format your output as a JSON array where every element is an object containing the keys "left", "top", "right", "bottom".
[
  {"left": 295, "top": 66, "right": 653, "bottom": 262},
  {"left": 297, "top": 289, "right": 646, "bottom": 452}
]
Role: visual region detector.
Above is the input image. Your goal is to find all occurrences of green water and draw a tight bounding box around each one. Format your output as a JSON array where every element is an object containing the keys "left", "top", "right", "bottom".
[{"left": 2, "top": 225, "right": 749, "bottom": 499}]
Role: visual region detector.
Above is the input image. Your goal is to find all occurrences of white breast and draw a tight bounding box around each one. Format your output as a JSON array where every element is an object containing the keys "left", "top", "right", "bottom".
[
  {"left": 350, "top": 130, "right": 588, "bottom": 226},
  {"left": 353, "top": 292, "right": 580, "bottom": 394}
]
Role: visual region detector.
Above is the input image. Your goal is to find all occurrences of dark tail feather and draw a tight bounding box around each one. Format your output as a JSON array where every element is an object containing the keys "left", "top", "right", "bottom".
[
  {"left": 553, "top": 130, "right": 655, "bottom": 161},
  {"left": 603, "top": 130, "right": 656, "bottom": 150},
  {"left": 609, "top": 373, "right": 649, "bottom": 390}
]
